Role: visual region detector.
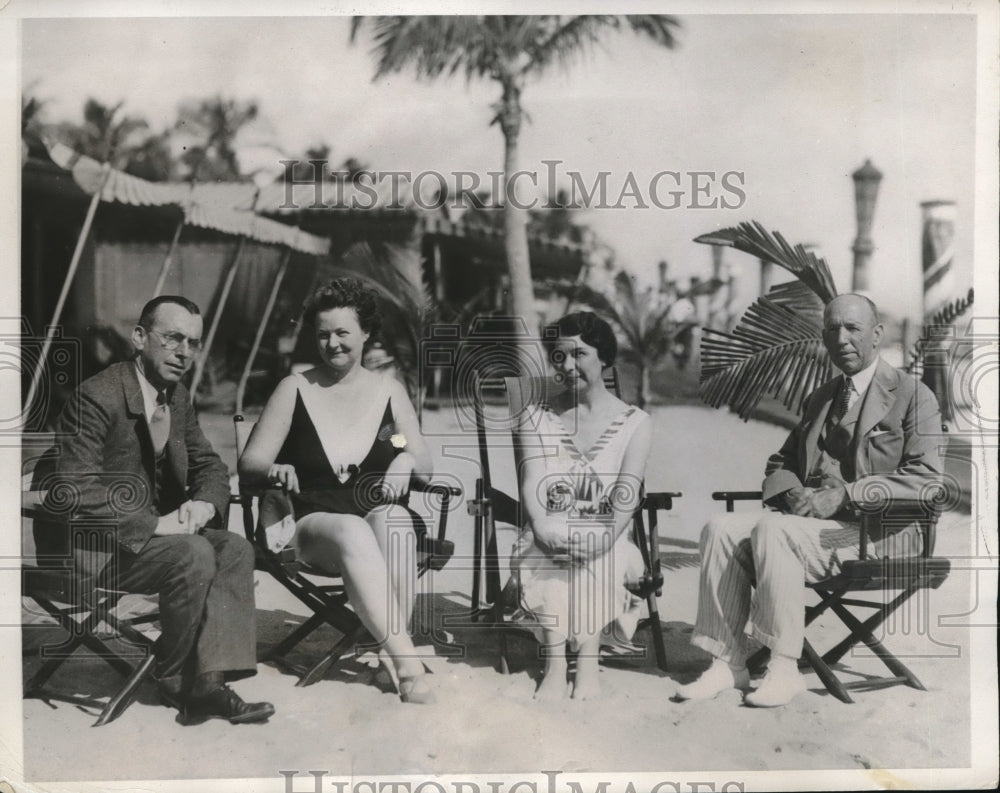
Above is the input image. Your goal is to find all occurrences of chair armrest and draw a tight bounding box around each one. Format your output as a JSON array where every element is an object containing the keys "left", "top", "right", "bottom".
[
  {"left": 411, "top": 480, "right": 462, "bottom": 498},
  {"left": 643, "top": 491, "right": 682, "bottom": 511},
  {"left": 23, "top": 503, "right": 61, "bottom": 523},
  {"left": 712, "top": 491, "right": 763, "bottom": 512}
]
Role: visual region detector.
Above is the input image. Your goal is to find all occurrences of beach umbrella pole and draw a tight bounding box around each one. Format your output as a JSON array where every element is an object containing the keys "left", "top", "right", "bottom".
[
  {"left": 24, "top": 163, "right": 110, "bottom": 420},
  {"left": 190, "top": 235, "right": 247, "bottom": 401},
  {"left": 152, "top": 217, "right": 186, "bottom": 297},
  {"left": 235, "top": 249, "right": 290, "bottom": 414}
]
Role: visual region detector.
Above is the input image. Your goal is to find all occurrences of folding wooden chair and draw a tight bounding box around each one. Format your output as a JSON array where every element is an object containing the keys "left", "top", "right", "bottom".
[
  {"left": 711, "top": 490, "right": 950, "bottom": 703},
  {"left": 22, "top": 448, "right": 159, "bottom": 726},
  {"left": 466, "top": 368, "right": 682, "bottom": 673},
  {"left": 233, "top": 414, "right": 461, "bottom": 686}
]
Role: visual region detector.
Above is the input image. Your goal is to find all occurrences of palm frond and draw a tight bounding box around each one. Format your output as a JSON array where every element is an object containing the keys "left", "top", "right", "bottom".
[
  {"left": 762, "top": 279, "right": 827, "bottom": 327},
  {"left": 695, "top": 221, "right": 839, "bottom": 304},
  {"left": 542, "top": 278, "right": 623, "bottom": 326},
  {"left": 354, "top": 15, "right": 680, "bottom": 86},
  {"left": 904, "top": 287, "right": 975, "bottom": 373},
  {"left": 333, "top": 241, "right": 440, "bottom": 397},
  {"left": 700, "top": 291, "right": 831, "bottom": 420},
  {"left": 623, "top": 15, "right": 682, "bottom": 47}
]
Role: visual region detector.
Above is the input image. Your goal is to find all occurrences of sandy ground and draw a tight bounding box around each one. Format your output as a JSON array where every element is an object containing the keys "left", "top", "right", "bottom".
[{"left": 15, "top": 405, "right": 992, "bottom": 786}]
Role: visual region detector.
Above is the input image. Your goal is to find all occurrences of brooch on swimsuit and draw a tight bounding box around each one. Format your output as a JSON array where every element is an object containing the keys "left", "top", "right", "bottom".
[{"left": 333, "top": 463, "right": 360, "bottom": 484}]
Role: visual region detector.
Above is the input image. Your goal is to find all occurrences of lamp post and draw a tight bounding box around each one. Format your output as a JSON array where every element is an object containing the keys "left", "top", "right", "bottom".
[{"left": 851, "top": 159, "right": 882, "bottom": 292}]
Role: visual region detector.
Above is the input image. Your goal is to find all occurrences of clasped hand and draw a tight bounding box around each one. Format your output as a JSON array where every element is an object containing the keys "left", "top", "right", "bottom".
[
  {"left": 155, "top": 500, "right": 216, "bottom": 535},
  {"left": 533, "top": 515, "right": 612, "bottom": 564},
  {"left": 783, "top": 485, "right": 847, "bottom": 519}
]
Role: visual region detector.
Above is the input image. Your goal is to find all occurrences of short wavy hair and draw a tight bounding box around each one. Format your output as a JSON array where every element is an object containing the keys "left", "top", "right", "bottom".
[
  {"left": 542, "top": 311, "right": 617, "bottom": 366},
  {"left": 303, "top": 277, "right": 381, "bottom": 337}
]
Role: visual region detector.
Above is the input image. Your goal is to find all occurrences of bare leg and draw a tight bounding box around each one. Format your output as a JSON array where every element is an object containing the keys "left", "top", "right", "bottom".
[
  {"left": 366, "top": 505, "right": 418, "bottom": 634},
  {"left": 535, "top": 629, "right": 569, "bottom": 701},
  {"left": 296, "top": 514, "right": 427, "bottom": 688},
  {"left": 572, "top": 634, "right": 602, "bottom": 700}
]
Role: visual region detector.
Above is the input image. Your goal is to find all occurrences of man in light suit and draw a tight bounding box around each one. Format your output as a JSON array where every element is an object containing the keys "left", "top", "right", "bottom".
[
  {"left": 676, "top": 293, "right": 943, "bottom": 707},
  {"left": 38, "top": 296, "right": 274, "bottom": 724}
]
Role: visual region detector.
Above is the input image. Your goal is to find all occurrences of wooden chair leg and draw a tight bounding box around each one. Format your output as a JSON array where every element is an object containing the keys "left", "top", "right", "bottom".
[
  {"left": 93, "top": 652, "right": 156, "bottom": 726},
  {"left": 296, "top": 624, "right": 368, "bottom": 687},
  {"left": 801, "top": 637, "right": 854, "bottom": 703},
  {"left": 498, "top": 625, "right": 511, "bottom": 675},
  {"left": 645, "top": 592, "right": 668, "bottom": 672},
  {"left": 265, "top": 612, "right": 328, "bottom": 662},
  {"left": 821, "top": 587, "right": 915, "bottom": 666},
  {"left": 829, "top": 601, "right": 926, "bottom": 690},
  {"left": 471, "top": 497, "right": 483, "bottom": 621},
  {"left": 25, "top": 652, "right": 73, "bottom": 693}
]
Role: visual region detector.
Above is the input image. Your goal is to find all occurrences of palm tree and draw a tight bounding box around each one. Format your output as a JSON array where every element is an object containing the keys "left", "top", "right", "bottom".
[
  {"left": 53, "top": 98, "right": 151, "bottom": 167},
  {"left": 174, "top": 95, "right": 260, "bottom": 182},
  {"left": 350, "top": 15, "right": 680, "bottom": 364},
  {"left": 549, "top": 270, "right": 715, "bottom": 409},
  {"left": 124, "top": 129, "right": 175, "bottom": 181}
]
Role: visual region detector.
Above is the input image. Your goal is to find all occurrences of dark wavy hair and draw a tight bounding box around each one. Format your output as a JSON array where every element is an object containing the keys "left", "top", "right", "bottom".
[
  {"left": 138, "top": 295, "right": 201, "bottom": 328},
  {"left": 542, "top": 311, "right": 617, "bottom": 366},
  {"left": 302, "top": 277, "right": 381, "bottom": 337}
]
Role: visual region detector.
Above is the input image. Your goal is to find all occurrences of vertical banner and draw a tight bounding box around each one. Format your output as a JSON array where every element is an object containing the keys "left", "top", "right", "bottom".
[
  {"left": 921, "top": 200, "right": 956, "bottom": 316},
  {"left": 920, "top": 200, "right": 957, "bottom": 422}
]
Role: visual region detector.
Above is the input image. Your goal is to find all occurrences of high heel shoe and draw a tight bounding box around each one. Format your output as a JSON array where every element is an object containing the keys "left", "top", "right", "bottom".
[{"left": 398, "top": 675, "right": 436, "bottom": 705}]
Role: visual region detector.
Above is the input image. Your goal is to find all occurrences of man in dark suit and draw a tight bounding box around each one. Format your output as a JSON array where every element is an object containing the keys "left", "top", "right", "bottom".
[
  {"left": 676, "top": 293, "right": 943, "bottom": 707},
  {"left": 38, "top": 296, "right": 274, "bottom": 724}
]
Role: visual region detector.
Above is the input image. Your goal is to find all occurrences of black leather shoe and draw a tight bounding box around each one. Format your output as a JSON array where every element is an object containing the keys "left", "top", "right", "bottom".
[{"left": 184, "top": 685, "right": 275, "bottom": 725}]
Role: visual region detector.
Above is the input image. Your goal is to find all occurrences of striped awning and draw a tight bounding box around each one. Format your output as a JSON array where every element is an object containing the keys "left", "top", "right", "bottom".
[{"left": 44, "top": 140, "right": 330, "bottom": 256}]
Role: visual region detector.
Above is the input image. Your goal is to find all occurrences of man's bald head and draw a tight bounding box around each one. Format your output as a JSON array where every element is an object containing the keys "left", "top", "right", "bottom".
[{"left": 822, "top": 294, "right": 884, "bottom": 375}]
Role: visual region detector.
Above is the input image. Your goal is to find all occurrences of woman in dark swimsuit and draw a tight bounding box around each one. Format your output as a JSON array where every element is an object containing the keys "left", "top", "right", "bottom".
[{"left": 238, "top": 278, "right": 435, "bottom": 704}]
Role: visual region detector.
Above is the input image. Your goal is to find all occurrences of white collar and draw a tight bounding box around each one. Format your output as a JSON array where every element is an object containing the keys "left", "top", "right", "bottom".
[
  {"left": 134, "top": 360, "right": 164, "bottom": 421},
  {"left": 842, "top": 356, "right": 880, "bottom": 398}
]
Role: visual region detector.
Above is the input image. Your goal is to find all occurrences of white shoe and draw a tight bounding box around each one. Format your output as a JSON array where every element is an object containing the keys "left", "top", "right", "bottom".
[
  {"left": 674, "top": 661, "right": 750, "bottom": 701},
  {"left": 744, "top": 666, "right": 807, "bottom": 707}
]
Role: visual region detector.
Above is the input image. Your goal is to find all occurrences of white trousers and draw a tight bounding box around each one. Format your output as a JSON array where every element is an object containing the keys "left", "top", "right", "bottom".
[{"left": 691, "top": 510, "right": 861, "bottom": 663}]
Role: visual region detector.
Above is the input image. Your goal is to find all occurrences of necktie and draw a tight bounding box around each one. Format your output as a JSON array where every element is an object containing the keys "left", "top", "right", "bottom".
[
  {"left": 149, "top": 391, "right": 170, "bottom": 456},
  {"left": 830, "top": 377, "right": 854, "bottom": 425}
]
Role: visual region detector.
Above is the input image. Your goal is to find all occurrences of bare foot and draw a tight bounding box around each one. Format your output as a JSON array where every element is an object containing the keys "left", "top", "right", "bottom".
[
  {"left": 572, "top": 658, "right": 602, "bottom": 700},
  {"left": 535, "top": 669, "right": 569, "bottom": 701}
]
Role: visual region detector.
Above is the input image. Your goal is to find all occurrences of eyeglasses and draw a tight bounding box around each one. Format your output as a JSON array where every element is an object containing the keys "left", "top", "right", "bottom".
[{"left": 147, "top": 328, "right": 202, "bottom": 353}]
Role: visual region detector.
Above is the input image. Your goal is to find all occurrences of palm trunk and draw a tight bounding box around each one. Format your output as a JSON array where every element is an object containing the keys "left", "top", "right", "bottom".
[
  {"left": 499, "top": 75, "right": 535, "bottom": 374},
  {"left": 637, "top": 363, "right": 650, "bottom": 410}
]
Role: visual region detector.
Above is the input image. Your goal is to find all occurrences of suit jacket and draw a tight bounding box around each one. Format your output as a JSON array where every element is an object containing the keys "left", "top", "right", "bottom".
[
  {"left": 762, "top": 358, "right": 943, "bottom": 522},
  {"left": 36, "top": 360, "right": 230, "bottom": 575}
]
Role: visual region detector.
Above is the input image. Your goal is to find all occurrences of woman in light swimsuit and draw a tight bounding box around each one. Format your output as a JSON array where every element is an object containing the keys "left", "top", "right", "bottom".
[{"left": 512, "top": 312, "right": 651, "bottom": 700}]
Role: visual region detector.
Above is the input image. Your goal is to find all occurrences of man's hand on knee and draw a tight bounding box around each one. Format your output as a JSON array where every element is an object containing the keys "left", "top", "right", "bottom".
[
  {"left": 180, "top": 500, "right": 216, "bottom": 532},
  {"left": 154, "top": 500, "right": 215, "bottom": 535},
  {"left": 782, "top": 486, "right": 813, "bottom": 516},
  {"left": 802, "top": 486, "right": 847, "bottom": 519}
]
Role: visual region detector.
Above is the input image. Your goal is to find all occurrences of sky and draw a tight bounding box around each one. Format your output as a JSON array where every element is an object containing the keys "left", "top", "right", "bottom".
[{"left": 16, "top": 8, "right": 982, "bottom": 322}]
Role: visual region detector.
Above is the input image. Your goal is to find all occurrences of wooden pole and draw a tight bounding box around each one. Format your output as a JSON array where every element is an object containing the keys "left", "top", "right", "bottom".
[
  {"left": 235, "top": 249, "right": 290, "bottom": 414},
  {"left": 24, "top": 163, "right": 110, "bottom": 419},
  {"left": 151, "top": 216, "right": 185, "bottom": 297},
  {"left": 189, "top": 235, "right": 247, "bottom": 402}
]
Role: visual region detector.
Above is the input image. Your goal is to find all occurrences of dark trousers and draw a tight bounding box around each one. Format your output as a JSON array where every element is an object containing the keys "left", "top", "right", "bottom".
[{"left": 110, "top": 529, "right": 258, "bottom": 690}]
